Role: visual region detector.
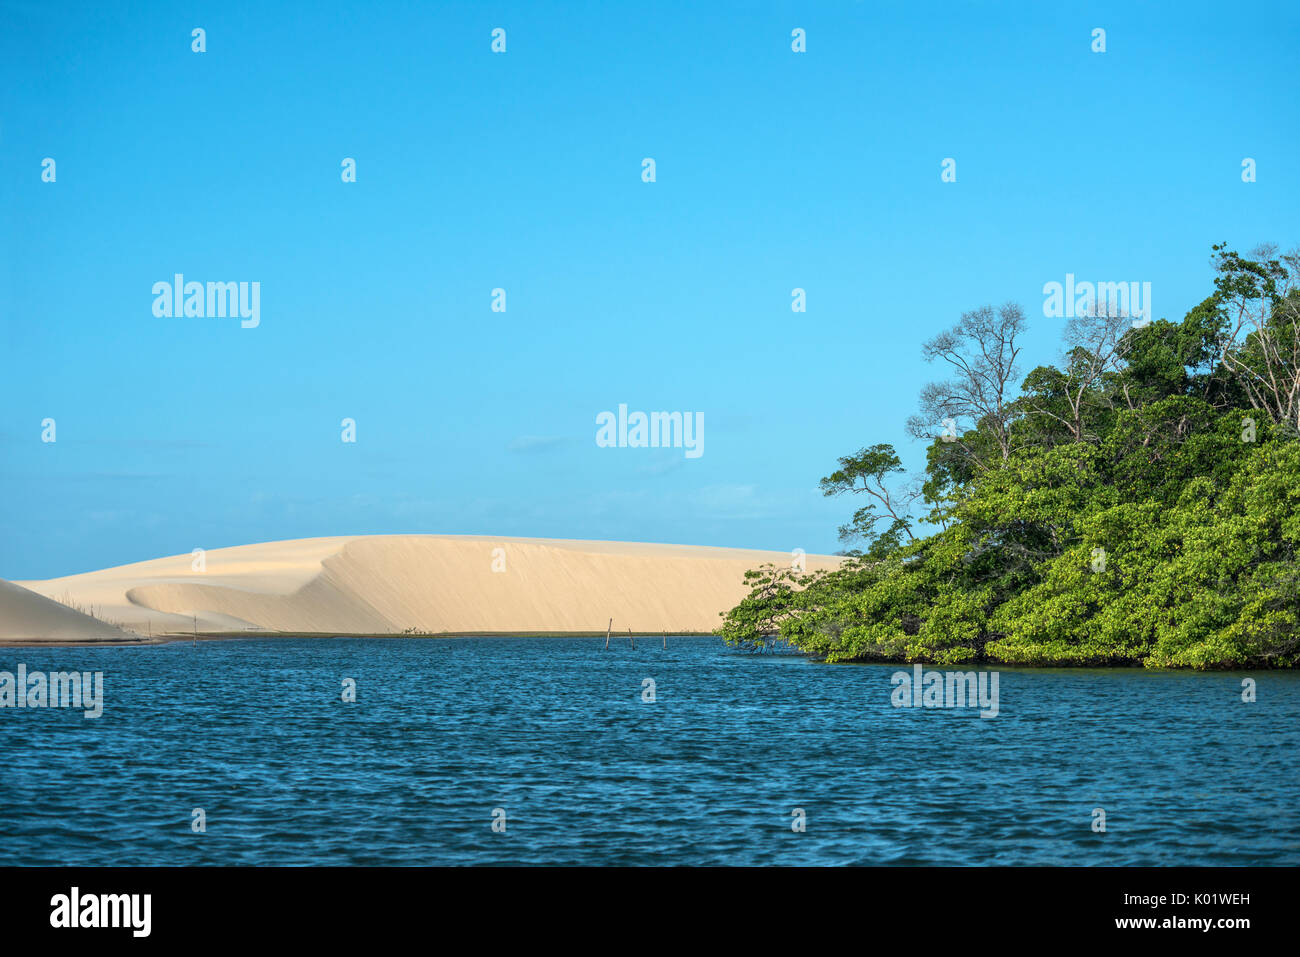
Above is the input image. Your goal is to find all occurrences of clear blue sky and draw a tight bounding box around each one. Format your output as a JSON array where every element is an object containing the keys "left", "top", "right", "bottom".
[{"left": 2, "top": 1, "right": 1297, "bottom": 578}]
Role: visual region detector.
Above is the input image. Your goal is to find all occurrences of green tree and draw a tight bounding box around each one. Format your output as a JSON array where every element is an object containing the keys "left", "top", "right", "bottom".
[{"left": 719, "top": 244, "right": 1300, "bottom": 671}]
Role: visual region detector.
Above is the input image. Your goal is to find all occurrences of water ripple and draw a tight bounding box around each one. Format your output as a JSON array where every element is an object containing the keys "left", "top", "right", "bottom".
[{"left": 1, "top": 638, "right": 1297, "bottom": 865}]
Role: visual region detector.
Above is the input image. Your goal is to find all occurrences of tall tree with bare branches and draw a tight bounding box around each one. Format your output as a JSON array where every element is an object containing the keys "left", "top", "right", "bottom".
[
  {"left": 906, "top": 302, "right": 1027, "bottom": 467},
  {"left": 1019, "top": 308, "right": 1131, "bottom": 444},
  {"left": 1214, "top": 243, "right": 1300, "bottom": 430}
]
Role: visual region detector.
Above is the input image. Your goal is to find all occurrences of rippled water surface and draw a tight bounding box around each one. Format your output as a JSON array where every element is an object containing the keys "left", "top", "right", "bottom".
[{"left": 2, "top": 637, "right": 1297, "bottom": 865}]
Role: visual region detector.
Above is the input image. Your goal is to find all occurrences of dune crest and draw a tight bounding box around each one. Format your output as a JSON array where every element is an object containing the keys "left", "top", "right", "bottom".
[
  {"left": 0, "top": 578, "right": 139, "bottom": 644},
  {"left": 10, "top": 535, "right": 841, "bottom": 639}
]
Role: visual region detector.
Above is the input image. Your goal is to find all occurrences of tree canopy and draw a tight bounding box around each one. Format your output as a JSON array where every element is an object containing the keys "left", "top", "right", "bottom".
[{"left": 718, "top": 244, "right": 1300, "bottom": 669}]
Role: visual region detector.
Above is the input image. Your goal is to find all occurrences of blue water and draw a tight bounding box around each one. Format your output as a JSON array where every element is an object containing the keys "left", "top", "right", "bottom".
[{"left": 1, "top": 637, "right": 1297, "bottom": 865}]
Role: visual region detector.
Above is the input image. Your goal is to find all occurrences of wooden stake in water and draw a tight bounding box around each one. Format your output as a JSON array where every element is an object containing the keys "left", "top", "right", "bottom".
[
  {"left": 604, "top": 618, "right": 612, "bottom": 650},
  {"left": 662, "top": 630, "right": 667, "bottom": 650},
  {"left": 192, "top": 615, "right": 197, "bottom": 649},
  {"left": 628, "top": 628, "right": 635, "bottom": 650}
]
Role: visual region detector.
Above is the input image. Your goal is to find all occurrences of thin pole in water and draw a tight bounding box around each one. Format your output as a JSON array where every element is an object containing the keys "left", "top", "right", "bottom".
[
  {"left": 192, "top": 615, "right": 197, "bottom": 649},
  {"left": 628, "top": 628, "right": 635, "bottom": 650},
  {"left": 662, "top": 630, "right": 666, "bottom": 650},
  {"left": 604, "top": 618, "right": 612, "bottom": 650}
]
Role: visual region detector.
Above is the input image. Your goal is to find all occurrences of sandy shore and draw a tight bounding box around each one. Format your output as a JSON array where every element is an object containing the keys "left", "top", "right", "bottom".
[{"left": 3, "top": 535, "right": 841, "bottom": 644}]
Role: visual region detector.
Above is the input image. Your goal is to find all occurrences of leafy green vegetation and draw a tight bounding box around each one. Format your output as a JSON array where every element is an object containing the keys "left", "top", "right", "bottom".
[{"left": 719, "top": 245, "right": 1300, "bottom": 668}]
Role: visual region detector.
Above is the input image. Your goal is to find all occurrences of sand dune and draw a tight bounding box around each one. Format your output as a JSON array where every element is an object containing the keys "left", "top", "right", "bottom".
[
  {"left": 9, "top": 535, "right": 841, "bottom": 641},
  {"left": 0, "top": 578, "right": 139, "bottom": 644}
]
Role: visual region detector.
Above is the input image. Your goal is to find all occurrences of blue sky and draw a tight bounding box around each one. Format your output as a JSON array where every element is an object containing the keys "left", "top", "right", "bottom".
[{"left": 2, "top": 0, "right": 1297, "bottom": 578}]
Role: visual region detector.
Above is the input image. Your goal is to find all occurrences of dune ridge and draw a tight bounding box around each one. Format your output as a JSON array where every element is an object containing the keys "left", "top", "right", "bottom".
[
  {"left": 6, "top": 535, "right": 841, "bottom": 641},
  {"left": 0, "top": 578, "right": 139, "bottom": 644}
]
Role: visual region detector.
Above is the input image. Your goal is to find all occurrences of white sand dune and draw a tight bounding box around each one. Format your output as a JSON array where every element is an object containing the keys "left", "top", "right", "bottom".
[
  {"left": 9, "top": 535, "right": 841, "bottom": 640},
  {"left": 0, "top": 578, "right": 139, "bottom": 643}
]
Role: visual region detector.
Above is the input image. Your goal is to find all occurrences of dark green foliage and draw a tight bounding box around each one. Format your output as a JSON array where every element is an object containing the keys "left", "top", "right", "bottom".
[{"left": 719, "top": 245, "right": 1300, "bottom": 669}]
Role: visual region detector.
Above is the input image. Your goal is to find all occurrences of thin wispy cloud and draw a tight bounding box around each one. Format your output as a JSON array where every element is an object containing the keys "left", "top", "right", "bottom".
[{"left": 508, "top": 435, "right": 572, "bottom": 454}]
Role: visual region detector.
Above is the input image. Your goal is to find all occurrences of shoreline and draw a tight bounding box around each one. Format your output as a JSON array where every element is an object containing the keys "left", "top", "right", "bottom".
[
  {"left": 0, "top": 633, "right": 1290, "bottom": 671},
  {"left": 0, "top": 630, "right": 723, "bottom": 649}
]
